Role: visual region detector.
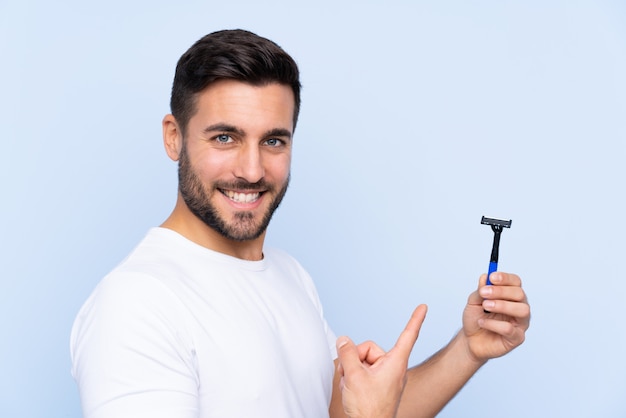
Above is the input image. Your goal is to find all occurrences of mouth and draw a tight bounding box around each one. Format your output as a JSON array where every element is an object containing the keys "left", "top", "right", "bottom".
[{"left": 220, "top": 189, "right": 262, "bottom": 204}]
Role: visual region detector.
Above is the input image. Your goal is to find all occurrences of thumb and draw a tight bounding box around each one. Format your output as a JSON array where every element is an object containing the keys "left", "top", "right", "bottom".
[{"left": 336, "top": 336, "right": 362, "bottom": 375}]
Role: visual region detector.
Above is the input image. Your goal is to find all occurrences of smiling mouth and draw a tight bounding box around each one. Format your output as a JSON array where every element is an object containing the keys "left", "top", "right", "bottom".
[{"left": 220, "top": 189, "right": 262, "bottom": 204}]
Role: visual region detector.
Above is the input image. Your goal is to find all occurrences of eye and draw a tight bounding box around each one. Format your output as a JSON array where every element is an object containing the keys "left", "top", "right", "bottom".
[
  {"left": 215, "top": 134, "right": 233, "bottom": 143},
  {"left": 264, "top": 138, "right": 283, "bottom": 147}
]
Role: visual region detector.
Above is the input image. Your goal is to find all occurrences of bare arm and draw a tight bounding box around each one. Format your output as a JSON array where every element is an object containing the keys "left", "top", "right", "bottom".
[{"left": 396, "top": 331, "right": 484, "bottom": 417}]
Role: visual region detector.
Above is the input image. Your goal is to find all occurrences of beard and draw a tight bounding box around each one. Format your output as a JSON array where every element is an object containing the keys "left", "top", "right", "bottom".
[{"left": 177, "top": 144, "right": 289, "bottom": 242}]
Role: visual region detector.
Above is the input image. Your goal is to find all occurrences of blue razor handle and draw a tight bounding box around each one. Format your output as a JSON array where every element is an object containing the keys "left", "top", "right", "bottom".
[{"left": 486, "top": 261, "right": 498, "bottom": 285}]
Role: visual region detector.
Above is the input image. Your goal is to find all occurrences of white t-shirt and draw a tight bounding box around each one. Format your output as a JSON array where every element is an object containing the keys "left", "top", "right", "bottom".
[{"left": 71, "top": 228, "right": 337, "bottom": 418}]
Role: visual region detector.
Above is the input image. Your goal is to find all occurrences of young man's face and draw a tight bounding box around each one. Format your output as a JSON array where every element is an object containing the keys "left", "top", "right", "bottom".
[{"left": 178, "top": 79, "right": 294, "bottom": 241}]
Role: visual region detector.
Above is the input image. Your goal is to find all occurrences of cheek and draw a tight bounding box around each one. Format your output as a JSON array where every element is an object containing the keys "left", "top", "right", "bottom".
[
  {"left": 269, "top": 155, "right": 291, "bottom": 182},
  {"left": 191, "top": 152, "right": 230, "bottom": 180}
]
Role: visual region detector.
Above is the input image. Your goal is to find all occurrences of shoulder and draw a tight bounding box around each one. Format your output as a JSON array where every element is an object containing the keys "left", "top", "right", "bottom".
[
  {"left": 70, "top": 231, "right": 195, "bottom": 360},
  {"left": 71, "top": 269, "right": 188, "bottom": 348}
]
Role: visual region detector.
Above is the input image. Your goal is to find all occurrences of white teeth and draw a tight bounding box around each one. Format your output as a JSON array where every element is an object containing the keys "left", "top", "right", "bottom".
[{"left": 223, "top": 190, "right": 260, "bottom": 203}]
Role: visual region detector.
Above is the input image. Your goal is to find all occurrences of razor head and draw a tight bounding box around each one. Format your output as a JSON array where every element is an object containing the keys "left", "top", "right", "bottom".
[{"left": 481, "top": 216, "right": 512, "bottom": 229}]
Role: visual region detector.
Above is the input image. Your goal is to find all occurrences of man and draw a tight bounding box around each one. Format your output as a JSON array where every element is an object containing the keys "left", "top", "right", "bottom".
[{"left": 71, "top": 29, "right": 530, "bottom": 418}]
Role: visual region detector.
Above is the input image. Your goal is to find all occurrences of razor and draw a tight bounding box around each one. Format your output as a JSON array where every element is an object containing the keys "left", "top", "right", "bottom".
[{"left": 481, "top": 216, "right": 512, "bottom": 286}]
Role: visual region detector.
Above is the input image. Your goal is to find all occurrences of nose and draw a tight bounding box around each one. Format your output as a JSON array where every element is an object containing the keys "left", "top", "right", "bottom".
[{"left": 234, "top": 143, "right": 265, "bottom": 183}]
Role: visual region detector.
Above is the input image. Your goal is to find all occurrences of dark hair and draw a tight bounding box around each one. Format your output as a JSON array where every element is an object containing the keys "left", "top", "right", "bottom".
[{"left": 170, "top": 29, "right": 301, "bottom": 137}]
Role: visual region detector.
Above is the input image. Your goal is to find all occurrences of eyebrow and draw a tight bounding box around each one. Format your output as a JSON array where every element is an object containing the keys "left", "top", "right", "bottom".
[
  {"left": 264, "top": 128, "right": 293, "bottom": 139},
  {"left": 203, "top": 123, "right": 244, "bottom": 136},
  {"left": 203, "top": 123, "right": 292, "bottom": 140}
]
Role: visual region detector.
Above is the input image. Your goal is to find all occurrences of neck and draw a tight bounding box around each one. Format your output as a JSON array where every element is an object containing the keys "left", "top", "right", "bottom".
[{"left": 161, "top": 195, "right": 266, "bottom": 261}]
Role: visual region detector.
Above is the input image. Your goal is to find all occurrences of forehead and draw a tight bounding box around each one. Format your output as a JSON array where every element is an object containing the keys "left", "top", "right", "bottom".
[{"left": 190, "top": 80, "right": 295, "bottom": 133}]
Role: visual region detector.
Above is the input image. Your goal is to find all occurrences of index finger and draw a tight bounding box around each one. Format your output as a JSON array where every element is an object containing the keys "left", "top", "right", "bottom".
[
  {"left": 391, "top": 304, "right": 428, "bottom": 358},
  {"left": 487, "top": 272, "right": 522, "bottom": 287}
]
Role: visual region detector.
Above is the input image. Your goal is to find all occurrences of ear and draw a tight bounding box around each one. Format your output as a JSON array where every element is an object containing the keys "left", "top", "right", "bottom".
[{"left": 162, "top": 114, "right": 183, "bottom": 161}]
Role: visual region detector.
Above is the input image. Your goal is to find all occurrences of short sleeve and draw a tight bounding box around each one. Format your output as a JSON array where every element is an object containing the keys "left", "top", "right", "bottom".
[{"left": 70, "top": 272, "right": 199, "bottom": 418}]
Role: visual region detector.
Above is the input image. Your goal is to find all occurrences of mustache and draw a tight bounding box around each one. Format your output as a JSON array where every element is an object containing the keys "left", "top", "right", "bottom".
[{"left": 214, "top": 179, "right": 273, "bottom": 192}]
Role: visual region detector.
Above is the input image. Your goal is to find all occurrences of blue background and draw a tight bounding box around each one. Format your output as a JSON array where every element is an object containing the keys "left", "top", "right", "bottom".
[{"left": 2, "top": 0, "right": 625, "bottom": 416}]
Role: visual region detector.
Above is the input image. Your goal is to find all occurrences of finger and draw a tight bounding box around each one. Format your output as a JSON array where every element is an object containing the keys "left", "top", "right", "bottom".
[
  {"left": 336, "top": 336, "right": 363, "bottom": 374},
  {"left": 467, "top": 288, "right": 484, "bottom": 306},
  {"left": 356, "top": 340, "right": 386, "bottom": 365},
  {"left": 481, "top": 300, "right": 531, "bottom": 325},
  {"left": 391, "top": 304, "right": 428, "bottom": 358},
  {"left": 478, "top": 273, "right": 488, "bottom": 287},
  {"left": 479, "top": 285, "right": 527, "bottom": 303},
  {"left": 487, "top": 272, "right": 522, "bottom": 287}
]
